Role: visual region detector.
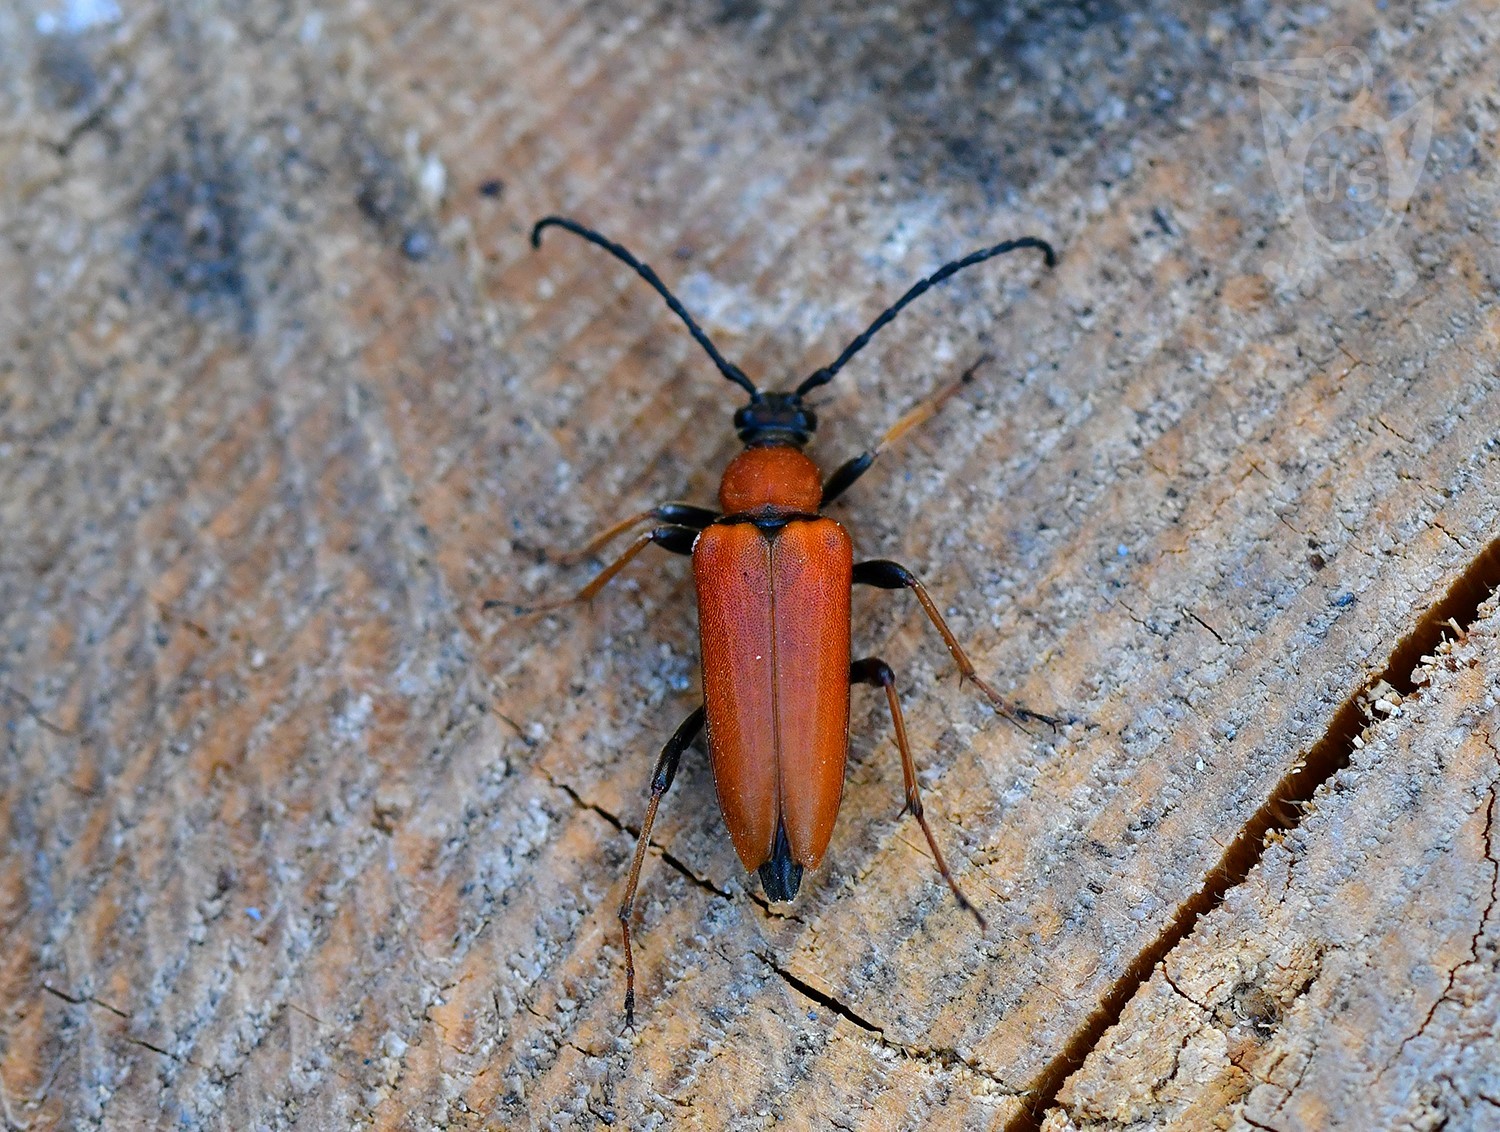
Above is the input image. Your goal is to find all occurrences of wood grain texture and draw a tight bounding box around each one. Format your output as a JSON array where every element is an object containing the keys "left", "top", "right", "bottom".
[{"left": 1, "top": 1, "right": 1497, "bottom": 1129}]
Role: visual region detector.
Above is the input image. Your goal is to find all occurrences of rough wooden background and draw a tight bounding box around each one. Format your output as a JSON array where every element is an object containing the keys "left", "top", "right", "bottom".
[{"left": 3, "top": 1, "right": 1498, "bottom": 1129}]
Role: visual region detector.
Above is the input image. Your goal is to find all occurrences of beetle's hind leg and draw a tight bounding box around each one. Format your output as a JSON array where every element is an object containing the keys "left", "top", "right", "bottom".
[
  {"left": 851, "top": 657, "right": 985, "bottom": 930},
  {"left": 852, "top": 559, "right": 1067, "bottom": 732},
  {"left": 618, "top": 704, "right": 706, "bottom": 1029}
]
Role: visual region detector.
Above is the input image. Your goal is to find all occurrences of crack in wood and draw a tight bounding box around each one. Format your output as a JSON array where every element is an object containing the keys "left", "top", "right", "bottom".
[
  {"left": 1005, "top": 537, "right": 1500, "bottom": 1131},
  {"left": 1383, "top": 739, "right": 1500, "bottom": 1074},
  {"left": 40, "top": 984, "right": 194, "bottom": 1065},
  {"left": 541, "top": 770, "right": 733, "bottom": 901},
  {"left": 1266, "top": 1038, "right": 1316, "bottom": 1122},
  {"left": 757, "top": 952, "right": 1022, "bottom": 1095},
  {"left": 40, "top": 983, "right": 127, "bottom": 1018},
  {"left": 1182, "top": 607, "right": 1227, "bottom": 646},
  {"left": 1159, "top": 964, "right": 1213, "bottom": 1017},
  {"left": 1241, "top": 1114, "right": 1282, "bottom": 1132},
  {"left": 1, "top": 685, "right": 75, "bottom": 737}
]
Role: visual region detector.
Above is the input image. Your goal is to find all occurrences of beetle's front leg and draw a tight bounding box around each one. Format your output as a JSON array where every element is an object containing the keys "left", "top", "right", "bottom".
[
  {"left": 821, "top": 355, "right": 989, "bottom": 506},
  {"left": 484, "top": 524, "right": 700, "bottom": 614},
  {"left": 853, "top": 559, "right": 1066, "bottom": 731},
  {"left": 555, "top": 502, "right": 718, "bottom": 566},
  {"left": 619, "top": 704, "right": 706, "bottom": 1029}
]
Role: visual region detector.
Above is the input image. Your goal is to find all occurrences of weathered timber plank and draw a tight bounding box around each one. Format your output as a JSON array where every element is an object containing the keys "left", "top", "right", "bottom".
[
  {"left": 1048, "top": 598, "right": 1500, "bottom": 1131},
  {"left": 1, "top": 1, "right": 1498, "bottom": 1129}
]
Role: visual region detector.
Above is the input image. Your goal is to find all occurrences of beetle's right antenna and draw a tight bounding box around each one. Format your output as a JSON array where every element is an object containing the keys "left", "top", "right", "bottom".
[
  {"left": 796, "top": 236, "right": 1056, "bottom": 397},
  {"left": 532, "top": 216, "right": 759, "bottom": 398}
]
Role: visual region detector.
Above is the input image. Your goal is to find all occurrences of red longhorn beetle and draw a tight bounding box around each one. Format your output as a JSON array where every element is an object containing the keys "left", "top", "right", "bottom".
[{"left": 516, "top": 216, "right": 1060, "bottom": 1024}]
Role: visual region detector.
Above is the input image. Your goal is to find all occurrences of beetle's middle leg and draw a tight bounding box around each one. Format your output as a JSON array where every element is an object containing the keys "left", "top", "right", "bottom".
[
  {"left": 618, "top": 704, "right": 706, "bottom": 1029},
  {"left": 850, "top": 657, "right": 985, "bottom": 930},
  {"left": 853, "top": 559, "right": 1065, "bottom": 731}
]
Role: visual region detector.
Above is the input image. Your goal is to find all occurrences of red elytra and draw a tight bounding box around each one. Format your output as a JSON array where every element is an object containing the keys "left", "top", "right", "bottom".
[
  {"left": 695, "top": 452, "right": 853, "bottom": 882},
  {"left": 514, "top": 216, "right": 1061, "bottom": 1025}
]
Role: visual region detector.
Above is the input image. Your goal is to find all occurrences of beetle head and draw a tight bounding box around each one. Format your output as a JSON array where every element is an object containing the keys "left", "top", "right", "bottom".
[{"left": 733, "top": 391, "right": 817, "bottom": 447}]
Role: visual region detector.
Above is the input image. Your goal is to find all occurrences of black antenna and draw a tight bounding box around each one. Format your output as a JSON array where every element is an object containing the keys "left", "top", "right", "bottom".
[
  {"left": 532, "top": 216, "right": 759, "bottom": 398},
  {"left": 796, "top": 236, "right": 1056, "bottom": 397}
]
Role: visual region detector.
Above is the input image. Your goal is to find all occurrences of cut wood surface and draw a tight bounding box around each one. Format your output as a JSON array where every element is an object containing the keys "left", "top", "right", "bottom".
[
  {"left": 2, "top": 1, "right": 1498, "bottom": 1129},
  {"left": 1051, "top": 597, "right": 1500, "bottom": 1132}
]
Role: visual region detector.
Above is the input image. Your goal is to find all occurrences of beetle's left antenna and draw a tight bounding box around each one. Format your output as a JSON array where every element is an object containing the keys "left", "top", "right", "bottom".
[
  {"left": 532, "top": 216, "right": 759, "bottom": 398},
  {"left": 796, "top": 236, "right": 1056, "bottom": 397}
]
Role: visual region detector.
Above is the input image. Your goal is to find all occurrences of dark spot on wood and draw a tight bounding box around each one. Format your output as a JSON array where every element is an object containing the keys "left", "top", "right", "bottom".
[
  {"left": 714, "top": 0, "right": 762, "bottom": 24},
  {"left": 1233, "top": 981, "right": 1283, "bottom": 1033},
  {"left": 36, "top": 34, "right": 99, "bottom": 110},
  {"left": 348, "top": 129, "right": 437, "bottom": 260},
  {"left": 133, "top": 122, "right": 253, "bottom": 332},
  {"left": 620, "top": 0, "right": 1252, "bottom": 200}
]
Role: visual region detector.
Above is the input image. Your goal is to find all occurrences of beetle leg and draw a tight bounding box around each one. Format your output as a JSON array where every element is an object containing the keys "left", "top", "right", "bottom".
[
  {"left": 491, "top": 525, "right": 699, "bottom": 613},
  {"left": 618, "top": 704, "right": 706, "bottom": 1029},
  {"left": 852, "top": 559, "right": 1065, "bottom": 732},
  {"left": 555, "top": 503, "right": 718, "bottom": 565},
  {"left": 821, "top": 354, "right": 990, "bottom": 506},
  {"left": 850, "top": 657, "right": 985, "bottom": 930}
]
